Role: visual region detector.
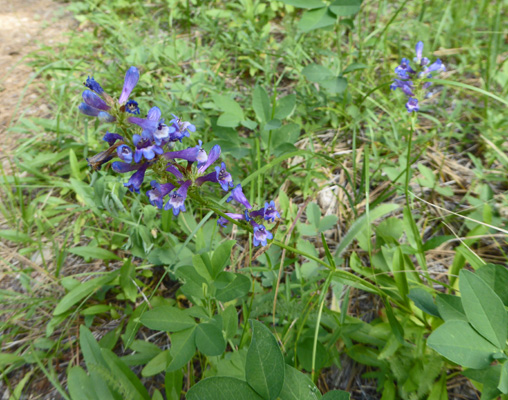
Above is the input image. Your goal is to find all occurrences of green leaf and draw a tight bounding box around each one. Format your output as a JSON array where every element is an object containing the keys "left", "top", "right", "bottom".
[
  {"left": 302, "top": 64, "right": 334, "bottom": 83},
  {"left": 68, "top": 246, "right": 120, "bottom": 261},
  {"left": 69, "top": 149, "right": 84, "bottom": 181},
  {"left": 422, "top": 235, "right": 453, "bottom": 251},
  {"left": 246, "top": 320, "right": 285, "bottom": 400},
  {"left": 264, "top": 119, "right": 282, "bottom": 131},
  {"left": 323, "top": 77, "right": 348, "bottom": 94},
  {"left": 392, "top": 247, "right": 409, "bottom": 301},
  {"left": 140, "top": 305, "right": 196, "bottom": 332},
  {"left": 477, "top": 264, "right": 508, "bottom": 306},
  {"left": 0, "top": 229, "right": 32, "bottom": 244},
  {"left": 436, "top": 294, "right": 467, "bottom": 321},
  {"left": 499, "top": 363, "right": 508, "bottom": 394},
  {"left": 195, "top": 323, "right": 226, "bottom": 356},
  {"left": 120, "top": 260, "right": 137, "bottom": 303},
  {"left": 141, "top": 350, "right": 171, "bottom": 377},
  {"left": 306, "top": 202, "right": 321, "bottom": 229},
  {"left": 321, "top": 391, "right": 350, "bottom": 399},
  {"left": 427, "top": 320, "right": 499, "bottom": 369},
  {"left": 0, "top": 353, "right": 24, "bottom": 367},
  {"left": 278, "top": 365, "right": 322, "bottom": 399},
  {"left": 215, "top": 274, "right": 251, "bottom": 302},
  {"left": 459, "top": 269, "right": 507, "bottom": 348},
  {"left": 296, "top": 337, "right": 328, "bottom": 371},
  {"left": 211, "top": 240, "right": 236, "bottom": 278},
  {"left": 335, "top": 204, "right": 400, "bottom": 258},
  {"left": 68, "top": 366, "right": 99, "bottom": 400},
  {"left": 54, "top": 272, "right": 118, "bottom": 315},
  {"left": 408, "top": 287, "right": 439, "bottom": 317},
  {"left": 252, "top": 85, "right": 271, "bottom": 124},
  {"left": 298, "top": 7, "right": 337, "bottom": 32},
  {"left": 342, "top": 63, "right": 368, "bottom": 74},
  {"left": 165, "top": 370, "right": 183, "bottom": 400},
  {"left": 101, "top": 348, "right": 151, "bottom": 400},
  {"left": 427, "top": 374, "right": 447, "bottom": 400},
  {"left": 329, "top": 0, "right": 361, "bottom": 16},
  {"left": 167, "top": 327, "right": 196, "bottom": 372},
  {"left": 218, "top": 113, "right": 242, "bottom": 128},
  {"left": 186, "top": 377, "right": 263, "bottom": 400},
  {"left": 274, "top": 94, "right": 296, "bottom": 120},
  {"left": 318, "top": 215, "right": 338, "bottom": 233},
  {"left": 279, "top": 0, "right": 325, "bottom": 9},
  {"left": 222, "top": 305, "right": 238, "bottom": 339}
]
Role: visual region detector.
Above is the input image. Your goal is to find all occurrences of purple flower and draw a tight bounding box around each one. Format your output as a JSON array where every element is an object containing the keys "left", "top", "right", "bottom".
[
  {"left": 217, "top": 213, "right": 245, "bottom": 227},
  {"left": 164, "top": 180, "right": 192, "bottom": 216},
  {"left": 147, "top": 180, "right": 175, "bottom": 209},
  {"left": 394, "top": 58, "right": 416, "bottom": 79},
  {"left": 117, "top": 144, "right": 133, "bottom": 163},
  {"left": 84, "top": 76, "right": 104, "bottom": 95},
  {"left": 129, "top": 106, "right": 162, "bottom": 141},
  {"left": 133, "top": 134, "right": 163, "bottom": 163},
  {"left": 98, "top": 111, "right": 115, "bottom": 123},
  {"left": 263, "top": 201, "right": 280, "bottom": 222},
  {"left": 413, "top": 41, "right": 429, "bottom": 66},
  {"left": 166, "top": 163, "right": 183, "bottom": 179},
  {"left": 153, "top": 122, "right": 176, "bottom": 146},
  {"left": 215, "top": 162, "right": 233, "bottom": 191},
  {"left": 103, "top": 132, "right": 123, "bottom": 146},
  {"left": 390, "top": 79, "right": 414, "bottom": 97},
  {"left": 251, "top": 221, "right": 273, "bottom": 247},
  {"left": 82, "top": 90, "right": 110, "bottom": 111},
  {"left": 425, "top": 59, "right": 446, "bottom": 74},
  {"left": 197, "top": 145, "right": 221, "bottom": 174},
  {"left": 78, "top": 103, "right": 101, "bottom": 117},
  {"left": 163, "top": 140, "right": 207, "bottom": 167},
  {"left": 119, "top": 66, "right": 140, "bottom": 105},
  {"left": 125, "top": 99, "right": 140, "bottom": 115},
  {"left": 112, "top": 161, "right": 139, "bottom": 173},
  {"left": 169, "top": 115, "right": 196, "bottom": 141},
  {"left": 124, "top": 163, "right": 148, "bottom": 193},
  {"left": 406, "top": 98, "right": 419, "bottom": 113},
  {"left": 226, "top": 184, "right": 252, "bottom": 209}
]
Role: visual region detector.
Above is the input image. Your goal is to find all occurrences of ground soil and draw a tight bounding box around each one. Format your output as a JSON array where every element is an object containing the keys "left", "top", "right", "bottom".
[{"left": 0, "top": 0, "right": 74, "bottom": 167}]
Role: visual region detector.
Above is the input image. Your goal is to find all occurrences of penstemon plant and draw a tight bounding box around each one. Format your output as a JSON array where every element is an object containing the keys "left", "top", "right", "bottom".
[{"left": 79, "top": 66, "right": 280, "bottom": 247}]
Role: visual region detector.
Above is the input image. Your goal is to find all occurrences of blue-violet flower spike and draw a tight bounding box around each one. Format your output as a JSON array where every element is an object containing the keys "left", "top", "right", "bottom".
[
  {"left": 124, "top": 164, "right": 148, "bottom": 193},
  {"left": 406, "top": 98, "right": 419, "bottom": 113},
  {"left": 98, "top": 111, "right": 115, "bottom": 123},
  {"left": 226, "top": 184, "right": 252, "bottom": 209},
  {"left": 84, "top": 76, "right": 104, "bottom": 95},
  {"left": 82, "top": 90, "right": 110, "bottom": 111},
  {"left": 125, "top": 99, "right": 140, "bottom": 115},
  {"left": 103, "top": 132, "right": 123, "bottom": 146},
  {"left": 147, "top": 181, "right": 175, "bottom": 209},
  {"left": 215, "top": 162, "right": 233, "bottom": 192},
  {"left": 119, "top": 66, "right": 140, "bottom": 104},
  {"left": 263, "top": 201, "right": 281, "bottom": 222},
  {"left": 78, "top": 103, "right": 101, "bottom": 117},
  {"left": 251, "top": 222, "right": 273, "bottom": 247},
  {"left": 117, "top": 145, "right": 133, "bottom": 163},
  {"left": 164, "top": 180, "right": 192, "bottom": 216},
  {"left": 197, "top": 144, "right": 221, "bottom": 174}
]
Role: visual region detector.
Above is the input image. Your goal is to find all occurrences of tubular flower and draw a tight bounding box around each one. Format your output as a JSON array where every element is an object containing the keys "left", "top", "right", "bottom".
[
  {"left": 147, "top": 181, "right": 175, "bottom": 209},
  {"left": 124, "top": 163, "right": 148, "bottom": 193},
  {"left": 227, "top": 184, "right": 252, "bottom": 209},
  {"left": 169, "top": 114, "right": 196, "bottom": 142},
  {"left": 163, "top": 140, "right": 207, "bottom": 166},
  {"left": 217, "top": 213, "right": 245, "bottom": 227},
  {"left": 119, "top": 66, "right": 140, "bottom": 105},
  {"left": 164, "top": 180, "right": 192, "bottom": 216},
  {"left": 391, "top": 41, "right": 446, "bottom": 112},
  {"left": 251, "top": 221, "right": 273, "bottom": 247},
  {"left": 129, "top": 106, "right": 163, "bottom": 141}
]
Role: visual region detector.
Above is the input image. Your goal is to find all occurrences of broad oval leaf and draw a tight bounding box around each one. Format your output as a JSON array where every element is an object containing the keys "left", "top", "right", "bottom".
[
  {"left": 329, "top": 0, "right": 361, "bottom": 16},
  {"left": 322, "top": 390, "right": 350, "bottom": 399},
  {"left": 477, "top": 263, "right": 508, "bottom": 306},
  {"left": 252, "top": 85, "right": 271, "bottom": 125},
  {"left": 195, "top": 323, "right": 226, "bottom": 356},
  {"left": 302, "top": 64, "right": 334, "bottom": 83},
  {"left": 68, "top": 366, "right": 99, "bottom": 400},
  {"left": 211, "top": 240, "right": 236, "bottom": 278},
  {"left": 246, "top": 320, "right": 285, "bottom": 400},
  {"left": 459, "top": 269, "right": 507, "bottom": 348},
  {"left": 427, "top": 320, "right": 499, "bottom": 369},
  {"left": 298, "top": 7, "right": 337, "bottom": 32},
  {"left": 167, "top": 327, "right": 196, "bottom": 372},
  {"left": 279, "top": 0, "right": 325, "bottom": 8},
  {"left": 186, "top": 377, "right": 263, "bottom": 400},
  {"left": 436, "top": 293, "right": 467, "bottom": 321},
  {"left": 140, "top": 306, "right": 196, "bottom": 332},
  {"left": 215, "top": 274, "right": 251, "bottom": 302},
  {"left": 278, "top": 364, "right": 322, "bottom": 400}
]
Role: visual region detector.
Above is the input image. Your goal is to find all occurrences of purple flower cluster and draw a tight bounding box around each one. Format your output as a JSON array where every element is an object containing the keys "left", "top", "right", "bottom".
[
  {"left": 79, "top": 66, "right": 280, "bottom": 247},
  {"left": 391, "top": 41, "right": 446, "bottom": 112}
]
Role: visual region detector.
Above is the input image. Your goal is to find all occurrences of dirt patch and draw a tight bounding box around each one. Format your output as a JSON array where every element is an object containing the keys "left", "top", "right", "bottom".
[{"left": 0, "top": 0, "right": 75, "bottom": 164}]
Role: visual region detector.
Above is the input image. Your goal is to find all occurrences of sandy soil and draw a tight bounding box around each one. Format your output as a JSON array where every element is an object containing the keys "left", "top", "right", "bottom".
[{"left": 0, "top": 0, "right": 74, "bottom": 164}]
